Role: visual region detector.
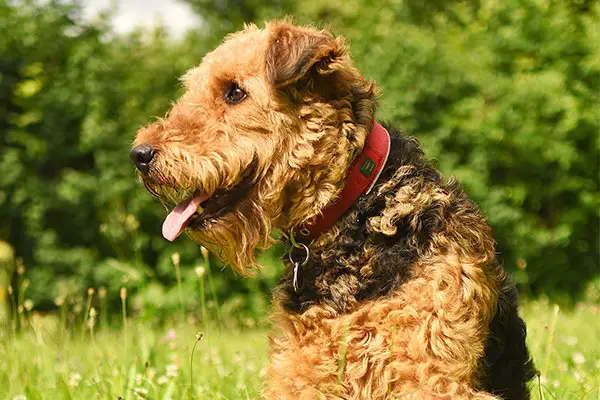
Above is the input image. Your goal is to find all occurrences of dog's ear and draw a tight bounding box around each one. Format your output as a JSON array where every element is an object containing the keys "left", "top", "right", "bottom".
[{"left": 266, "top": 22, "right": 344, "bottom": 88}]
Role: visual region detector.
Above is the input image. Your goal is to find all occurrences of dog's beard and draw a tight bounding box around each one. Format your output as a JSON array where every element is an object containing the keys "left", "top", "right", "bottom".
[
  {"left": 138, "top": 139, "right": 288, "bottom": 273},
  {"left": 143, "top": 177, "right": 276, "bottom": 274},
  {"left": 187, "top": 195, "right": 275, "bottom": 275}
]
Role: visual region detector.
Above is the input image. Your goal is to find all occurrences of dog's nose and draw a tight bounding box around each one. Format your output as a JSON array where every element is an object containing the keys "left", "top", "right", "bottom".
[{"left": 130, "top": 144, "right": 155, "bottom": 173}]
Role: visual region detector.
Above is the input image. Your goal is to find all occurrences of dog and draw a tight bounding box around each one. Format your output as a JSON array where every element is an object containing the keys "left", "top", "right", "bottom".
[{"left": 131, "top": 20, "right": 535, "bottom": 399}]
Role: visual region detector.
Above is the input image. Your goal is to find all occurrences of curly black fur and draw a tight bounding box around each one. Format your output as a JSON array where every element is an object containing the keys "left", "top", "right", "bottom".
[
  {"left": 281, "top": 127, "right": 441, "bottom": 313},
  {"left": 277, "top": 125, "right": 535, "bottom": 398},
  {"left": 480, "top": 275, "right": 537, "bottom": 399}
]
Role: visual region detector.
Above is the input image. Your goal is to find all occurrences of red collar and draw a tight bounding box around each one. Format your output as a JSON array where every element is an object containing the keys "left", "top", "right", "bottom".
[{"left": 304, "top": 122, "right": 391, "bottom": 239}]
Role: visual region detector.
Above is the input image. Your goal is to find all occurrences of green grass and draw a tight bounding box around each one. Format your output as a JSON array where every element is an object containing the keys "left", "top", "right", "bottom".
[
  {"left": 0, "top": 320, "right": 269, "bottom": 400},
  {"left": 1, "top": 299, "right": 598, "bottom": 399},
  {"left": 521, "top": 299, "right": 600, "bottom": 400}
]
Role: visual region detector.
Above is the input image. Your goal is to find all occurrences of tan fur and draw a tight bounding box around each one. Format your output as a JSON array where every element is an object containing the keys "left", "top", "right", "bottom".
[
  {"left": 268, "top": 184, "right": 502, "bottom": 399},
  {"left": 133, "top": 20, "right": 508, "bottom": 399},
  {"left": 135, "top": 21, "right": 374, "bottom": 273}
]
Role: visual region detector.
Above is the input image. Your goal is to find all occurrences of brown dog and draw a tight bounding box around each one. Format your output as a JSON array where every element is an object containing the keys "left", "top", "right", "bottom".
[{"left": 131, "top": 20, "right": 535, "bottom": 399}]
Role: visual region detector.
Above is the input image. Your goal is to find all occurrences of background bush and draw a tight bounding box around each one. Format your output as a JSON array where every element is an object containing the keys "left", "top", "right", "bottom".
[{"left": 0, "top": 0, "right": 597, "bottom": 320}]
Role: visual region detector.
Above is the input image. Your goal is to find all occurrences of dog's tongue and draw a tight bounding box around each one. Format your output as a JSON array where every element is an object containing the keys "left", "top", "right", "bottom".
[{"left": 162, "top": 193, "right": 208, "bottom": 241}]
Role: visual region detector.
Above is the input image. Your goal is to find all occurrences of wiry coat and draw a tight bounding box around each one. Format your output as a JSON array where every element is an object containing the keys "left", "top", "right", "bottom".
[
  {"left": 132, "top": 20, "right": 535, "bottom": 399},
  {"left": 270, "top": 129, "right": 536, "bottom": 399}
]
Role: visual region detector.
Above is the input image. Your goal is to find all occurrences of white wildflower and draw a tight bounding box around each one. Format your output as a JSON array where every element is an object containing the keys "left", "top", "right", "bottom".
[
  {"left": 572, "top": 352, "right": 585, "bottom": 365},
  {"left": 69, "top": 372, "right": 82, "bottom": 387},
  {"left": 166, "top": 364, "right": 179, "bottom": 377},
  {"left": 558, "top": 361, "right": 568, "bottom": 372},
  {"left": 563, "top": 336, "right": 578, "bottom": 347},
  {"left": 23, "top": 299, "right": 33, "bottom": 311}
]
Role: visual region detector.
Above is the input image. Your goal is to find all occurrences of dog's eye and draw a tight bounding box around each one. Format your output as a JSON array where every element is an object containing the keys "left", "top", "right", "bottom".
[{"left": 223, "top": 82, "right": 247, "bottom": 104}]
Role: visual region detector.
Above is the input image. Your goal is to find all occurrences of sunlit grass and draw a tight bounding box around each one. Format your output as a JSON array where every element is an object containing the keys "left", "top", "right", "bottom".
[
  {"left": 0, "top": 298, "right": 598, "bottom": 399},
  {"left": 523, "top": 298, "right": 600, "bottom": 400},
  {"left": 1, "top": 317, "right": 268, "bottom": 399}
]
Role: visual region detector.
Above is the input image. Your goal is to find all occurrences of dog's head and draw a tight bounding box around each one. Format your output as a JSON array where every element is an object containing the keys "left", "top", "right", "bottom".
[{"left": 131, "top": 21, "right": 375, "bottom": 273}]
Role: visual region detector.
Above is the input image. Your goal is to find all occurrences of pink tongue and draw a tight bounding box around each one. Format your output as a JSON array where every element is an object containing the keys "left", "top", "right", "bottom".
[{"left": 162, "top": 193, "right": 209, "bottom": 241}]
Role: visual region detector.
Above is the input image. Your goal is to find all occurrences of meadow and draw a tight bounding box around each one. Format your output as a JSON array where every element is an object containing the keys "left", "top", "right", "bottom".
[{"left": 2, "top": 297, "right": 598, "bottom": 399}]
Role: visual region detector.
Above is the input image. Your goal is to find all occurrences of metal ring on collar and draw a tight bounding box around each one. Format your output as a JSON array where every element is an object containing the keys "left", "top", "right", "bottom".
[{"left": 288, "top": 242, "right": 309, "bottom": 266}]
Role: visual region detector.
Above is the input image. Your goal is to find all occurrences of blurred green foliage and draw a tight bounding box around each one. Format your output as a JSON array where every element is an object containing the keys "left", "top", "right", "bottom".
[{"left": 0, "top": 0, "right": 598, "bottom": 320}]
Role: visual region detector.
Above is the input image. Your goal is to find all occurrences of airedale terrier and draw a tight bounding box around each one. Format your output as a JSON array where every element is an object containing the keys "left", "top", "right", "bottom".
[{"left": 131, "top": 21, "right": 535, "bottom": 399}]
